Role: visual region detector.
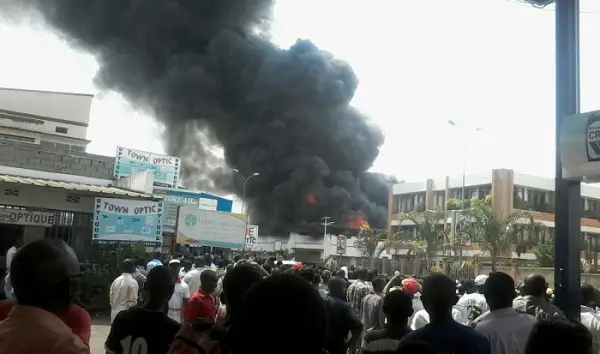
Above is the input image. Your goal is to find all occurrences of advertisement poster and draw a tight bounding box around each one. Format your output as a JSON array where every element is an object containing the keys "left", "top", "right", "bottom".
[
  {"left": 153, "top": 188, "right": 233, "bottom": 233},
  {"left": 176, "top": 208, "right": 246, "bottom": 248},
  {"left": 245, "top": 224, "right": 259, "bottom": 250},
  {"left": 114, "top": 146, "right": 181, "bottom": 188},
  {"left": 93, "top": 197, "right": 164, "bottom": 245}
]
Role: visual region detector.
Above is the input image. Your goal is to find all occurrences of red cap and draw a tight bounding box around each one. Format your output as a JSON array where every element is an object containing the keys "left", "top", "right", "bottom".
[
  {"left": 401, "top": 278, "right": 418, "bottom": 295},
  {"left": 293, "top": 263, "right": 303, "bottom": 271}
]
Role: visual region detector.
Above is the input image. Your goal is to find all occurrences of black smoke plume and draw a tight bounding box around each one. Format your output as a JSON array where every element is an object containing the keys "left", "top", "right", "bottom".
[{"left": 7, "top": 0, "right": 396, "bottom": 234}]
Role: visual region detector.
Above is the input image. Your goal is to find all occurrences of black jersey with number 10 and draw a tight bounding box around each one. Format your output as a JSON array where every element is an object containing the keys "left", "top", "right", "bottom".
[{"left": 105, "top": 307, "right": 181, "bottom": 354}]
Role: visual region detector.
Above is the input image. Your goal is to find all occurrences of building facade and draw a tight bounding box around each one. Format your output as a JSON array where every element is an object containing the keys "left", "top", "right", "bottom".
[
  {"left": 0, "top": 87, "right": 93, "bottom": 150},
  {"left": 388, "top": 169, "right": 600, "bottom": 268}
]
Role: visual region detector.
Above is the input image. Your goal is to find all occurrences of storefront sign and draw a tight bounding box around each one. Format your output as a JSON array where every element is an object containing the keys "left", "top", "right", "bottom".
[
  {"left": 114, "top": 146, "right": 181, "bottom": 188},
  {"left": 0, "top": 210, "right": 55, "bottom": 226},
  {"left": 153, "top": 188, "right": 233, "bottom": 233},
  {"left": 93, "top": 198, "right": 164, "bottom": 245},
  {"left": 245, "top": 224, "right": 259, "bottom": 249},
  {"left": 176, "top": 208, "right": 246, "bottom": 248}
]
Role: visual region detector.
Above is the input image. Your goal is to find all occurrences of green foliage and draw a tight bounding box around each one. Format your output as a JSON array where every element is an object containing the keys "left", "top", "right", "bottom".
[
  {"left": 462, "top": 198, "right": 544, "bottom": 270},
  {"left": 533, "top": 243, "right": 555, "bottom": 267},
  {"left": 353, "top": 228, "right": 388, "bottom": 260},
  {"left": 446, "top": 198, "right": 462, "bottom": 210},
  {"left": 398, "top": 210, "right": 447, "bottom": 263}
]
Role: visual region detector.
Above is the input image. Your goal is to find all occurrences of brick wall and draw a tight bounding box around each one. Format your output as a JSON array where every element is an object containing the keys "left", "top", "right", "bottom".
[{"left": 0, "top": 140, "right": 115, "bottom": 179}]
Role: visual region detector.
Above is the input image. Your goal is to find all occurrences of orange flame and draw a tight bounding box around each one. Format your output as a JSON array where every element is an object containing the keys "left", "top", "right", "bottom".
[
  {"left": 347, "top": 216, "right": 370, "bottom": 230},
  {"left": 305, "top": 193, "right": 317, "bottom": 204}
]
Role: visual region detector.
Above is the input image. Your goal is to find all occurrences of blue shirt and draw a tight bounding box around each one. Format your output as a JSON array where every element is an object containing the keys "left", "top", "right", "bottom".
[
  {"left": 146, "top": 259, "right": 162, "bottom": 272},
  {"left": 399, "top": 319, "right": 490, "bottom": 354}
]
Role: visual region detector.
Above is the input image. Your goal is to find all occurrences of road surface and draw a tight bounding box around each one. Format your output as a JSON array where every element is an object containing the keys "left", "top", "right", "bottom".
[{"left": 90, "top": 317, "right": 110, "bottom": 354}]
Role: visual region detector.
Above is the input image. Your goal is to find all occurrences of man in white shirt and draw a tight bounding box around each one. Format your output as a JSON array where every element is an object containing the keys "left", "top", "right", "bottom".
[
  {"left": 109, "top": 259, "right": 139, "bottom": 323},
  {"left": 4, "top": 236, "right": 23, "bottom": 300},
  {"left": 182, "top": 256, "right": 208, "bottom": 295},
  {"left": 146, "top": 251, "right": 163, "bottom": 272},
  {"left": 473, "top": 272, "right": 535, "bottom": 354},
  {"left": 167, "top": 259, "right": 190, "bottom": 323},
  {"left": 580, "top": 283, "right": 600, "bottom": 354},
  {"left": 456, "top": 274, "right": 489, "bottom": 324},
  {"left": 410, "top": 306, "right": 465, "bottom": 329}
]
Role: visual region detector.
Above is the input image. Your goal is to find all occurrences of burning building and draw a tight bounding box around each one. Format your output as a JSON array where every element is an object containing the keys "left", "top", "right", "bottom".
[{"left": 7, "top": 0, "right": 396, "bottom": 234}]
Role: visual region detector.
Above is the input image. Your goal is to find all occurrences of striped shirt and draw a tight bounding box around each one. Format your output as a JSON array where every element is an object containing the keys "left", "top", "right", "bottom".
[{"left": 347, "top": 280, "right": 372, "bottom": 315}]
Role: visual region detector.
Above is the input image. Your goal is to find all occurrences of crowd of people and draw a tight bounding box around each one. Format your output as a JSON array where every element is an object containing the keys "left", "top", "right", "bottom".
[{"left": 0, "top": 238, "right": 598, "bottom": 354}]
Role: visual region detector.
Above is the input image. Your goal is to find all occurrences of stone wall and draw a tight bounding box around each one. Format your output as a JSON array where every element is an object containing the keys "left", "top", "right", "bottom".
[{"left": 0, "top": 139, "right": 115, "bottom": 179}]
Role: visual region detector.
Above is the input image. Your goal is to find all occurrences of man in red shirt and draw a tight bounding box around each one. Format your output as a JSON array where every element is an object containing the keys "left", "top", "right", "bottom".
[
  {"left": 184, "top": 270, "right": 218, "bottom": 322},
  {"left": 0, "top": 299, "right": 91, "bottom": 345}
]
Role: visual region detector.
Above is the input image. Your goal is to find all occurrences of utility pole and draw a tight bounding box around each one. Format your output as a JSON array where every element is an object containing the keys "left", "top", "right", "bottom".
[
  {"left": 321, "top": 216, "right": 336, "bottom": 263},
  {"left": 553, "top": 0, "right": 581, "bottom": 321}
]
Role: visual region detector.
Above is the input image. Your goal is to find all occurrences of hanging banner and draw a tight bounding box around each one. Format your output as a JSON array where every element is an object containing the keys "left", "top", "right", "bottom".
[
  {"left": 93, "top": 197, "right": 163, "bottom": 245},
  {"left": 176, "top": 208, "right": 247, "bottom": 248},
  {"left": 336, "top": 235, "right": 347, "bottom": 255},
  {"left": 245, "top": 224, "right": 259, "bottom": 249},
  {"left": 114, "top": 146, "right": 181, "bottom": 188}
]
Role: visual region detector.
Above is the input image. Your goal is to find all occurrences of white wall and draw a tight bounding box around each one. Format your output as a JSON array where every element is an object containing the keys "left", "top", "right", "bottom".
[
  {"left": 392, "top": 171, "right": 493, "bottom": 195},
  {"left": 0, "top": 88, "right": 93, "bottom": 126},
  {"left": 0, "top": 182, "right": 94, "bottom": 213}
]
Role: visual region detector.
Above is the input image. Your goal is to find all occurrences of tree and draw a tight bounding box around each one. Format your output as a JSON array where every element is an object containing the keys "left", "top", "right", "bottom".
[
  {"left": 533, "top": 243, "right": 555, "bottom": 267},
  {"left": 353, "top": 228, "right": 388, "bottom": 268},
  {"left": 462, "top": 198, "right": 543, "bottom": 271},
  {"left": 398, "top": 210, "right": 448, "bottom": 267}
]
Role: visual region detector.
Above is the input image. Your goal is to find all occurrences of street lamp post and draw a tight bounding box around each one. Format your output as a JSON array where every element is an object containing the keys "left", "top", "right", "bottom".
[
  {"left": 447, "top": 121, "right": 482, "bottom": 263},
  {"left": 447, "top": 120, "right": 483, "bottom": 210},
  {"left": 233, "top": 169, "right": 260, "bottom": 255}
]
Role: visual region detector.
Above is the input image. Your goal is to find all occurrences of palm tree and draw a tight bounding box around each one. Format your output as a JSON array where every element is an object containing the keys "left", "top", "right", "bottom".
[
  {"left": 398, "top": 210, "right": 448, "bottom": 268},
  {"left": 353, "top": 228, "right": 389, "bottom": 268},
  {"left": 461, "top": 198, "right": 543, "bottom": 271}
]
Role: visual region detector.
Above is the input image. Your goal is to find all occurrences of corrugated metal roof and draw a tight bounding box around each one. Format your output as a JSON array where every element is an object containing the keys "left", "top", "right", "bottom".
[{"left": 0, "top": 174, "right": 151, "bottom": 198}]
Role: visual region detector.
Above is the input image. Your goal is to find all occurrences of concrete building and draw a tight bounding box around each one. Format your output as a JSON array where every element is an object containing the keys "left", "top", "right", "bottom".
[
  {"left": 0, "top": 88, "right": 155, "bottom": 278},
  {"left": 388, "top": 169, "right": 600, "bottom": 268},
  {"left": 0, "top": 87, "right": 92, "bottom": 151}
]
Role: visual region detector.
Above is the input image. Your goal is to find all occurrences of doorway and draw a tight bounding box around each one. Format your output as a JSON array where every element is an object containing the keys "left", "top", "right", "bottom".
[{"left": 0, "top": 224, "right": 24, "bottom": 272}]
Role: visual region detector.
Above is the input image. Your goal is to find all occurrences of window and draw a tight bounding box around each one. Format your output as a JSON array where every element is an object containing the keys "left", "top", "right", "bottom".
[
  {"left": 0, "top": 133, "right": 35, "bottom": 142},
  {"left": 55, "top": 126, "right": 68, "bottom": 134}
]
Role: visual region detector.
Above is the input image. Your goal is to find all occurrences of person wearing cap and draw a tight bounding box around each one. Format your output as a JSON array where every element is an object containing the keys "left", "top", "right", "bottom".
[
  {"left": 0, "top": 239, "right": 90, "bottom": 353},
  {"left": 168, "top": 259, "right": 191, "bottom": 323},
  {"left": 400, "top": 278, "right": 424, "bottom": 327},
  {"left": 110, "top": 259, "right": 140, "bottom": 323},
  {"left": 455, "top": 274, "right": 489, "bottom": 324}
]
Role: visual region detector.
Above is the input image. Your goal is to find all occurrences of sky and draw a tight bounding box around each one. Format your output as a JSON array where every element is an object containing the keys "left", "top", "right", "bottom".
[{"left": 1, "top": 0, "right": 600, "bottom": 189}]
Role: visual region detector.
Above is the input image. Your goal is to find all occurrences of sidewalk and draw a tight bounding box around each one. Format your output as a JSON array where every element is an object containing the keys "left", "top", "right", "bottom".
[{"left": 90, "top": 316, "right": 110, "bottom": 354}]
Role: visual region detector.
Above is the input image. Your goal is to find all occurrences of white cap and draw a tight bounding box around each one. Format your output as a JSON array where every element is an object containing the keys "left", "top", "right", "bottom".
[
  {"left": 168, "top": 259, "right": 181, "bottom": 265},
  {"left": 474, "top": 274, "right": 489, "bottom": 286}
]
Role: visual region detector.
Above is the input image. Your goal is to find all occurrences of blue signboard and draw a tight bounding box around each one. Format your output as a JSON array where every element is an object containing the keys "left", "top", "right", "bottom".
[
  {"left": 93, "top": 197, "right": 164, "bottom": 245},
  {"left": 153, "top": 188, "right": 233, "bottom": 233},
  {"left": 114, "top": 146, "right": 181, "bottom": 188}
]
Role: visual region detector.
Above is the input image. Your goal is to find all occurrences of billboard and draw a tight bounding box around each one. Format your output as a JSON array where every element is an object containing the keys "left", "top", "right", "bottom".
[
  {"left": 176, "top": 208, "right": 246, "bottom": 248},
  {"left": 153, "top": 188, "right": 233, "bottom": 233},
  {"left": 114, "top": 146, "right": 181, "bottom": 188},
  {"left": 93, "top": 197, "right": 164, "bottom": 245}
]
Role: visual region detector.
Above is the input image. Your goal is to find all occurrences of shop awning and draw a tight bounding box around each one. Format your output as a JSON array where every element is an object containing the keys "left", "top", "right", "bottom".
[{"left": 0, "top": 174, "right": 151, "bottom": 198}]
